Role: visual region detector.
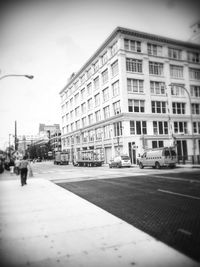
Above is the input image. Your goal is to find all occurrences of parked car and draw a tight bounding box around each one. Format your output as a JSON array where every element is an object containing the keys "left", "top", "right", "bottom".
[
  {"left": 36, "top": 157, "right": 42, "bottom": 162},
  {"left": 109, "top": 155, "right": 131, "bottom": 168}
]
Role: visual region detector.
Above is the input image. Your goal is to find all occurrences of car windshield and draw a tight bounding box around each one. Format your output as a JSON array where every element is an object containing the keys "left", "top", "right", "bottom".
[{"left": 121, "top": 156, "right": 130, "bottom": 160}]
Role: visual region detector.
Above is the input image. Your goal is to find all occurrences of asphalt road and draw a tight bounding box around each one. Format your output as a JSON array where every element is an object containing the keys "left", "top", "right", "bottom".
[{"left": 58, "top": 170, "right": 200, "bottom": 262}]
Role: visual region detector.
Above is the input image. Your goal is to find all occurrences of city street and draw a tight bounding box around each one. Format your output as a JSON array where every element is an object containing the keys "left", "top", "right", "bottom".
[{"left": 1, "top": 161, "right": 200, "bottom": 263}]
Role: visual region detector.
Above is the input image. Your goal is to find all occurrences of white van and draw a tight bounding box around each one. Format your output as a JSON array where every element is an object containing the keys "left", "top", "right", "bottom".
[{"left": 138, "top": 147, "right": 177, "bottom": 169}]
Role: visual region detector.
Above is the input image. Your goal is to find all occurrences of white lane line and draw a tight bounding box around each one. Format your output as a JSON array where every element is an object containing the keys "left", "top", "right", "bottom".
[
  {"left": 158, "top": 189, "right": 200, "bottom": 200},
  {"left": 177, "top": 228, "right": 192, "bottom": 236}
]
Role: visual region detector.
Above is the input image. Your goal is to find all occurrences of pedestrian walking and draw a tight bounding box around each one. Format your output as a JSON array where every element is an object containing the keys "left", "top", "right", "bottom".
[
  {"left": 9, "top": 158, "right": 15, "bottom": 175},
  {"left": 14, "top": 158, "right": 20, "bottom": 175},
  {"left": 19, "top": 156, "right": 29, "bottom": 186}
]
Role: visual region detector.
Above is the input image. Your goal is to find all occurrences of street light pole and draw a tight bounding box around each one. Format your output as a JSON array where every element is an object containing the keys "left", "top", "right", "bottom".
[
  {"left": 169, "top": 83, "right": 195, "bottom": 162},
  {"left": 0, "top": 74, "right": 34, "bottom": 80}
]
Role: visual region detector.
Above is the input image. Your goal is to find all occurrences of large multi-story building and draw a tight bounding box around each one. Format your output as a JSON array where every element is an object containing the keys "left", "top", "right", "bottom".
[{"left": 60, "top": 27, "right": 200, "bottom": 164}]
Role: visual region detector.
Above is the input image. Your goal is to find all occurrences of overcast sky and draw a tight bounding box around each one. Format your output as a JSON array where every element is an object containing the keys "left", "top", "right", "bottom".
[{"left": 0, "top": 0, "right": 199, "bottom": 149}]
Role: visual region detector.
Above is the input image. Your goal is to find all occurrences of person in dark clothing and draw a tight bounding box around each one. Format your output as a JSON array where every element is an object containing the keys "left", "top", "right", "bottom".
[{"left": 19, "top": 156, "right": 29, "bottom": 186}]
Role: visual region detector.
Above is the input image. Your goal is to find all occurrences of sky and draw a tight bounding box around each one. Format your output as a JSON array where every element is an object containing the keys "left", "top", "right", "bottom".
[{"left": 0, "top": 0, "right": 200, "bottom": 150}]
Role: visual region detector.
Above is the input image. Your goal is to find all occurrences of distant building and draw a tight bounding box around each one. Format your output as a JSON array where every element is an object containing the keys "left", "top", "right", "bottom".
[
  {"left": 39, "top": 123, "right": 60, "bottom": 135},
  {"left": 18, "top": 124, "right": 61, "bottom": 159},
  {"left": 60, "top": 27, "right": 200, "bottom": 164},
  {"left": 17, "top": 135, "right": 38, "bottom": 155},
  {"left": 189, "top": 21, "right": 200, "bottom": 44}
]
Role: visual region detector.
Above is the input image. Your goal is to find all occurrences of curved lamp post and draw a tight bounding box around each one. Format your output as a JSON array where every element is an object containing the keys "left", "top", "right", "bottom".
[
  {"left": 169, "top": 83, "right": 195, "bottom": 162},
  {"left": 0, "top": 73, "right": 34, "bottom": 153},
  {"left": 0, "top": 74, "right": 34, "bottom": 80}
]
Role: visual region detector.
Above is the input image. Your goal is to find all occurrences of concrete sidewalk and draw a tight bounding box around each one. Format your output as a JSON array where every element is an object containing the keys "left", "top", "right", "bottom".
[{"left": 0, "top": 176, "right": 199, "bottom": 267}]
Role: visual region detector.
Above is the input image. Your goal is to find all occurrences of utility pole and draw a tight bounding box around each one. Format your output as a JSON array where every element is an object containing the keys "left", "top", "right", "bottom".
[{"left": 14, "top": 120, "right": 18, "bottom": 151}]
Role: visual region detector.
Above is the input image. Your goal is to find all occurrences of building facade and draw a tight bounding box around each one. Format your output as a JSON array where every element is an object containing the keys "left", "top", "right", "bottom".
[{"left": 60, "top": 27, "right": 200, "bottom": 164}]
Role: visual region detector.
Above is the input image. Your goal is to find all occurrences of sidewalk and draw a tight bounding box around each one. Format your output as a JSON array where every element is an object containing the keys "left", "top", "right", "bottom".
[{"left": 0, "top": 173, "right": 199, "bottom": 267}]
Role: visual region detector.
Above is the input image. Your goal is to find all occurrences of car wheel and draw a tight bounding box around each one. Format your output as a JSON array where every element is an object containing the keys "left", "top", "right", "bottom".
[
  {"left": 155, "top": 162, "right": 161, "bottom": 169},
  {"left": 139, "top": 162, "right": 144, "bottom": 169}
]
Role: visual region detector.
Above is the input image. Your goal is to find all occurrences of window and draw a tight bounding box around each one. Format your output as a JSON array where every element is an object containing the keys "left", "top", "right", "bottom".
[
  {"left": 104, "top": 125, "right": 112, "bottom": 139},
  {"left": 102, "top": 87, "right": 109, "bottom": 102},
  {"left": 114, "top": 122, "right": 123, "bottom": 136},
  {"left": 94, "top": 93, "right": 100, "bottom": 107},
  {"left": 82, "top": 132, "right": 88, "bottom": 143},
  {"left": 95, "top": 110, "right": 101, "bottom": 122},
  {"left": 87, "top": 68, "right": 92, "bottom": 79},
  {"left": 127, "top": 79, "right": 144, "bottom": 93},
  {"left": 147, "top": 43, "right": 162, "bottom": 56},
  {"left": 150, "top": 81, "right": 165, "bottom": 95},
  {"left": 113, "top": 101, "right": 121, "bottom": 115},
  {"left": 76, "top": 135, "right": 80, "bottom": 144},
  {"left": 172, "top": 102, "right": 185, "bottom": 114},
  {"left": 193, "top": 122, "right": 200, "bottom": 134},
  {"left": 82, "top": 117, "right": 87, "bottom": 127},
  {"left": 87, "top": 98, "right": 93, "bottom": 110},
  {"left": 128, "top": 99, "right": 145, "bottom": 112},
  {"left": 95, "top": 128, "right": 102, "bottom": 141},
  {"left": 189, "top": 68, "right": 200, "bottom": 80},
  {"left": 94, "top": 76, "right": 99, "bottom": 91},
  {"left": 70, "top": 97, "right": 73, "bottom": 108},
  {"left": 75, "top": 106, "right": 80, "bottom": 117},
  {"left": 168, "top": 48, "right": 181, "bottom": 60},
  {"left": 170, "top": 65, "right": 183, "bottom": 78},
  {"left": 81, "top": 102, "right": 86, "bottom": 114},
  {"left": 65, "top": 102, "right": 69, "bottom": 112},
  {"left": 111, "top": 42, "right": 118, "bottom": 56},
  {"left": 93, "top": 60, "right": 99, "bottom": 72},
  {"left": 153, "top": 121, "right": 168, "bottom": 135},
  {"left": 75, "top": 120, "right": 80, "bottom": 130},
  {"left": 171, "top": 84, "right": 185, "bottom": 96},
  {"left": 111, "top": 60, "right": 119, "bottom": 77},
  {"left": 130, "top": 121, "right": 147, "bottom": 135},
  {"left": 87, "top": 83, "right": 92, "bottom": 95},
  {"left": 74, "top": 93, "right": 79, "bottom": 105},
  {"left": 124, "top": 39, "right": 141, "bottom": 52},
  {"left": 88, "top": 114, "right": 94, "bottom": 125},
  {"left": 81, "top": 88, "right": 86, "bottom": 100},
  {"left": 152, "top": 141, "right": 164, "bottom": 148},
  {"left": 70, "top": 110, "right": 74, "bottom": 119},
  {"left": 71, "top": 122, "right": 74, "bottom": 132},
  {"left": 174, "top": 122, "right": 187, "bottom": 133},
  {"left": 66, "top": 113, "right": 69, "bottom": 123},
  {"left": 102, "top": 69, "right": 108, "bottom": 84},
  {"left": 192, "top": 103, "right": 200, "bottom": 114},
  {"left": 88, "top": 130, "right": 94, "bottom": 142},
  {"left": 103, "top": 106, "right": 110, "bottom": 119},
  {"left": 80, "top": 74, "right": 85, "bottom": 84},
  {"left": 126, "top": 58, "right": 142, "bottom": 73},
  {"left": 112, "top": 80, "right": 119, "bottom": 96},
  {"left": 151, "top": 101, "right": 166, "bottom": 113},
  {"left": 188, "top": 51, "right": 200, "bottom": 63},
  {"left": 190, "top": 85, "right": 200, "bottom": 97},
  {"left": 102, "top": 52, "right": 108, "bottom": 65},
  {"left": 149, "top": 62, "right": 163, "bottom": 75},
  {"left": 74, "top": 80, "right": 79, "bottom": 90}
]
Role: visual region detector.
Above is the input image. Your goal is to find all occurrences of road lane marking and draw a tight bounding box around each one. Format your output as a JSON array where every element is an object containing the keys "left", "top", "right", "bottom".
[
  {"left": 177, "top": 229, "right": 192, "bottom": 236},
  {"left": 158, "top": 189, "right": 200, "bottom": 200},
  {"left": 154, "top": 175, "right": 200, "bottom": 183}
]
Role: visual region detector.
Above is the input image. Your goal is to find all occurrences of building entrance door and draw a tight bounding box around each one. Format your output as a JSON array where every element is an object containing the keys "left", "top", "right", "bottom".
[
  {"left": 177, "top": 140, "right": 188, "bottom": 161},
  {"left": 128, "top": 142, "right": 136, "bottom": 164}
]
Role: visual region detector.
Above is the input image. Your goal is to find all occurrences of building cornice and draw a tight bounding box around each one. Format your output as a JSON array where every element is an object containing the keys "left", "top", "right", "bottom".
[{"left": 60, "top": 26, "right": 200, "bottom": 95}]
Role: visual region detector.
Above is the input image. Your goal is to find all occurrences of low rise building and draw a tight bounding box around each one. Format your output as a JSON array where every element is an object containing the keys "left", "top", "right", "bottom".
[{"left": 60, "top": 27, "right": 200, "bottom": 164}]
